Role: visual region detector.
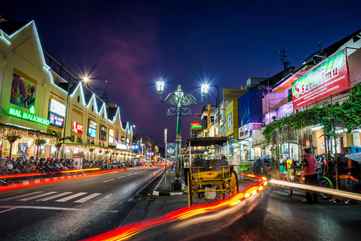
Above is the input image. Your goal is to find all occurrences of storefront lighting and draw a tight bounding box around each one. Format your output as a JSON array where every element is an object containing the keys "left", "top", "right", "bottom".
[
  {"left": 310, "top": 125, "right": 323, "bottom": 132},
  {"left": 8, "top": 107, "right": 49, "bottom": 126}
]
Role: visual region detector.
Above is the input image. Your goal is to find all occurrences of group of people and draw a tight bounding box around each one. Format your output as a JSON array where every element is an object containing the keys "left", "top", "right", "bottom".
[{"left": 277, "top": 148, "right": 361, "bottom": 203}]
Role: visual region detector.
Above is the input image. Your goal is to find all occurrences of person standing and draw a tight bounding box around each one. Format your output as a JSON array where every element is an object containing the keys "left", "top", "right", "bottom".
[{"left": 302, "top": 148, "right": 318, "bottom": 203}]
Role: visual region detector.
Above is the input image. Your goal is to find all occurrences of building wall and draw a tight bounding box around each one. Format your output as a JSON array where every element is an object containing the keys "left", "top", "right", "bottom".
[{"left": 0, "top": 21, "right": 132, "bottom": 159}]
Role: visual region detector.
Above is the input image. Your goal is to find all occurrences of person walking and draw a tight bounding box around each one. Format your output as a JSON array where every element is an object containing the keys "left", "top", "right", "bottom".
[{"left": 302, "top": 148, "right": 318, "bottom": 203}]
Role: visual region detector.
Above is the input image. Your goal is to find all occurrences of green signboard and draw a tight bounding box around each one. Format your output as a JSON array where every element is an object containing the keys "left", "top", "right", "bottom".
[{"left": 8, "top": 107, "right": 50, "bottom": 126}]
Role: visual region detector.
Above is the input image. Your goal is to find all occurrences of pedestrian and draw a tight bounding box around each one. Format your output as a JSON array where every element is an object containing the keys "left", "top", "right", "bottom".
[{"left": 302, "top": 148, "right": 318, "bottom": 204}]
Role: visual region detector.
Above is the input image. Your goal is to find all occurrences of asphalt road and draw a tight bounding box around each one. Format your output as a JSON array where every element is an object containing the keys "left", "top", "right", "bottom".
[
  {"left": 195, "top": 189, "right": 361, "bottom": 241},
  {"left": 0, "top": 168, "right": 161, "bottom": 241}
]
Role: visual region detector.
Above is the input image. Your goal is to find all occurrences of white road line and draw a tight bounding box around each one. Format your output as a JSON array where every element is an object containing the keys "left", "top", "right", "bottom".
[
  {"left": 0, "top": 205, "right": 119, "bottom": 213},
  {"left": 103, "top": 178, "right": 115, "bottom": 183},
  {"left": 0, "top": 191, "right": 44, "bottom": 201},
  {"left": 74, "top": 193, "right": 102, "bottom": 203},
  {"left": 20, "top": 192, "right": 58, "bottom": 201},
  {"left": 0, "top": 207, "right": 17, "bottom": 214},
  {"left": 37, "top": 192, "right": 73, "bottom": 202},
  {"left": 56, "top": 192, "right": 87, "bottom": 202}
]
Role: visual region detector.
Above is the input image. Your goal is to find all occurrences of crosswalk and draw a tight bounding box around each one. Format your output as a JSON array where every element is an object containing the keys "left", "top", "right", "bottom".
[{"left": 0, "top": 191, "right": 104, "bottom": 204}]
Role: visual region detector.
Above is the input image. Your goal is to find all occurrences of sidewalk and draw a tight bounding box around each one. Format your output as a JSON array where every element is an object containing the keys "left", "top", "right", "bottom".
[{"left": 152, "top": 168, "right": 183, "bottom": 196}]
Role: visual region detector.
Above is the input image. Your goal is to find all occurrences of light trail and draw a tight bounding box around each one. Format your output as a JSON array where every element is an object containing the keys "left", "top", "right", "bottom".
[
  {"left": 0, "top": 168, "right": 128, "bottom": 193},
  {"left": 269, "top": 179, "right": 361, "bottom": 202},
  {"left": 83, "top": 174, "right": 267, "bottom": 241}
]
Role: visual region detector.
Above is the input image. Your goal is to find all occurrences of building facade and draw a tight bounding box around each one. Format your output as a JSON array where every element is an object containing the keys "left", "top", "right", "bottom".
[{"left": 0, "top": 21, "right": 135, "bottom": 161}]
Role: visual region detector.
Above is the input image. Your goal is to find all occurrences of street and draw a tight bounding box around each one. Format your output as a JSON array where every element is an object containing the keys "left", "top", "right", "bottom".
[
  {"left": 195, "top": 190, "right": 361, "bottom": 241},
  {"left": 0, "top": 168, "right": 161, "bottom": 241}
]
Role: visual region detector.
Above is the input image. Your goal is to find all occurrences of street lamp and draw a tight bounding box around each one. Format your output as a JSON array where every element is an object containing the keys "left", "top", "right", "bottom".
[
  {"left": 155, "top": 80, "right": 197, "bottom": 185},
  {"left": 80, "top": 73, "right": 92, "bottom": 84},
  {"left": 200, "top": 79, "right": 221, "bottom": 136},
  {"left": 155, "top": 77, "right": 166, "bottom": 95},
  {"left": 200, "top": 82, "right": 210, "bottom": 96}
]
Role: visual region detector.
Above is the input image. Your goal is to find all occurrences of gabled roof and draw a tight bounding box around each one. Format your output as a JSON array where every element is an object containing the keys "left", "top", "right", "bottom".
[{"left": 0, "top": 20, "right": 130, "bottom": 131}]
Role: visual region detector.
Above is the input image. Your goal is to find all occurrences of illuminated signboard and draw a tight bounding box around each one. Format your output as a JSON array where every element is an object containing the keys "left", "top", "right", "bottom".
[
  {"left": 191, "top": 121, "right": 202, "bottom": 130},
  {"left": 49, "top": 99, "right": 65, "bottom": 116},
  {"left": 292, "top": 50, "right": 350, "bottom": 110},
  {"left": 49, "top": 113, "right": 64, "bottom": 127},
  {"left": 88, "top": 120, "right": 97, "bottom": 137},
  {"left": 72, "top": 121, "right": 83, "bottom": 135},
  {"left": 48, "top": 99, "right": 66, "bottom": 127},
  {"left": 8, "top": 107, "right": 49, "bottom": 126}
]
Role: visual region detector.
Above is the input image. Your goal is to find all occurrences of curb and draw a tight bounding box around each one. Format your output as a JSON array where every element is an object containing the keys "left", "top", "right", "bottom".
[{"left": 130, "top": 169, "right": 165, "bottom": 200}]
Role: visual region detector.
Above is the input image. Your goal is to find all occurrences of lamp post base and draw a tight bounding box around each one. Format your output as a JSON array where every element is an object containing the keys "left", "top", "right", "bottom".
[{"left": 171, "top": 178, "right": 182, "bottom": 192}]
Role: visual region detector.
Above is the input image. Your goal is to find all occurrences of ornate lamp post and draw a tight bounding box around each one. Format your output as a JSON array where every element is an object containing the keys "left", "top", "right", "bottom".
[{"left": 155, "top": 78, "right": 197, "bottom": 181}]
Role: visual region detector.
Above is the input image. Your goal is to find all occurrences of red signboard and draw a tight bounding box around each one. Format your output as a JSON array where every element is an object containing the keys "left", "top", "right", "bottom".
[
  {"left": 292, "top": 51, "right": 350, "bottom": 110},
  {"left": 72, "top": 121, "right": 83, "bottom": 135}
]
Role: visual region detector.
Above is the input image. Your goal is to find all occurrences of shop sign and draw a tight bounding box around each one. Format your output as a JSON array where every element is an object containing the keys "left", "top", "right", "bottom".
[
  {"left": 8, "top": 107, "right": 49, "bottom": 126},
  {"left": 88, "top": 120, "right": 97, "bottom": 137},
  {"left": 191, "top": 121, "right": 202, "bottom": 130},
  {"left": 48, "top": 99, "right": 65, "bottom": 127},
  {"left": 49, "top": 112, "right": 64, "bottom": 127},
  {"left": 49, "top": 99, "right": 65, "bottom": 117},
  {"left": 292, "top": 50, "right": 350, "bottom": 109},
  {"left": 72, "top": 121, "right": 83, "bottom": 135}
]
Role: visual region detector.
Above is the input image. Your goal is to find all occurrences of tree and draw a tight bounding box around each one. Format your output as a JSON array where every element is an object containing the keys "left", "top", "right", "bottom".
[{"left": 6, "top": 135, "right": 20, "bottom": 159}]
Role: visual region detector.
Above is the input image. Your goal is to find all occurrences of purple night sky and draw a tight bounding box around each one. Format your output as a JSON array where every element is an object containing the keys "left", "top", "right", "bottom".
[{"left": 2, "top": 1, "right": 361, "bottom": 145}]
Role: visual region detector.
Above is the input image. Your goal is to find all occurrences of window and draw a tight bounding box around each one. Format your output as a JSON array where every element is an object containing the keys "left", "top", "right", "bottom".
[
  {"left": 100, "top": 125, "right": 107, "bottom": 141},
  {"left": 77, "top": 96, "right": 80, "bottom": 103}
]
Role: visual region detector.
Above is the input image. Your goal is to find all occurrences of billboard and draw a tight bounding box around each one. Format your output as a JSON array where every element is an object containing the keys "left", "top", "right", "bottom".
[
  {"left": 292, "top": 50, "right": 350, "bottom": 110},
  {"left": 10, "top": 73, "right": 36, "bottom": 109},
  {"left": 167, "top": 143, "right": 177, "bottom": 158},
  {"left": 48, "top": 99, "right": 66, "bottom": 127}
]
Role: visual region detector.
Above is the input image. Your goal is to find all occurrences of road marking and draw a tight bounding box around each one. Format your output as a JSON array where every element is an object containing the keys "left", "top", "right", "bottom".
[
  {"left": 0, "top": 207, "right": 17, "bottom": 214},
  {"left": 20, "top": 192, "right": 58, "bottom": 201},
  {"left": 74, "top": 193, "right": 102, "bottom": 203},
  {"left": 0, "top": 205, "right": 118, "bottom": 213},
  {"left": 56, "top": 192, "right": 87, "bottom": 202},
  {"left": 0, "top": 191, "right": 43, "bottom": 201},
  {"left": 104, "top": 178, "right": 115, "bottom": 183},
  {"left": 37, "top": 192, "right": 73, "bottom": 202}
]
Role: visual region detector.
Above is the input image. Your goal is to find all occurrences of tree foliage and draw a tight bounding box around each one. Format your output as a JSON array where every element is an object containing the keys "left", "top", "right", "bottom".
[{"left": 263, "top": 84, "right": 361, "bottom": 143}]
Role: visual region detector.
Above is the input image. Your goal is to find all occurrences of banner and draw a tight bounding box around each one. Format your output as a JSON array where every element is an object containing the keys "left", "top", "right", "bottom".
[
  {"left": 10, "top": 73, "right": 36, "bottom": 109},
  {"left": 292, "top": 50, "right": 350, "bottom": 109}
]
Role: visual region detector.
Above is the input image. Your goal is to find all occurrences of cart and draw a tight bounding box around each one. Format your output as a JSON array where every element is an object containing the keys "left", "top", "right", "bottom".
[{"left": 186, "top": 137, "right": 239, "bottom": 206}]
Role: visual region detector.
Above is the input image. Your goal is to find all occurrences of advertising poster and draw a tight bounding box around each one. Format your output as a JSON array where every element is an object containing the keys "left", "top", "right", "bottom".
[
  {"left": 48, "top": 99, "right": 66, "bottom": 127},
  {"left": 10, "top": 73, "right": 36, "bottom": 109},
  {"left": 292, "top": 50, "right": 350, "bottom": 110}
]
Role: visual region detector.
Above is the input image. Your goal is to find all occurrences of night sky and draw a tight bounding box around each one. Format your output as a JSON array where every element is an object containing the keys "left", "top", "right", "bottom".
[{"left": 2, "top": 0, "right": 361, "bottom": 145}]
